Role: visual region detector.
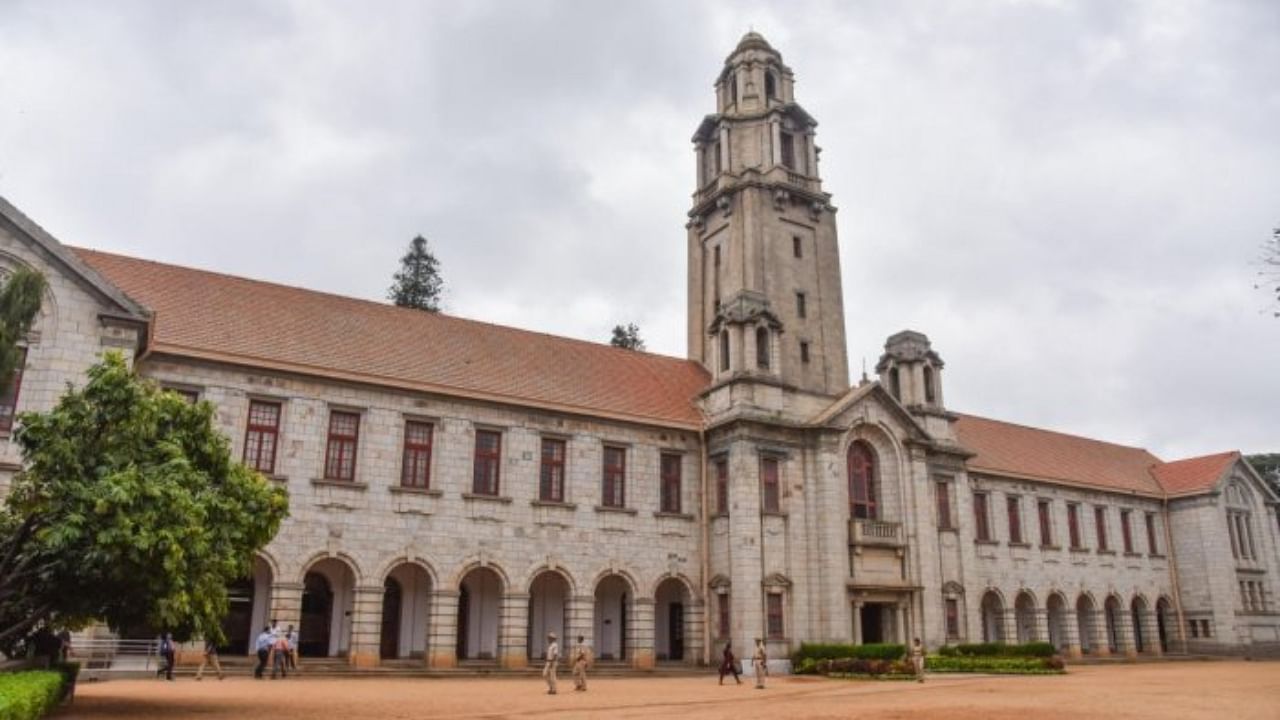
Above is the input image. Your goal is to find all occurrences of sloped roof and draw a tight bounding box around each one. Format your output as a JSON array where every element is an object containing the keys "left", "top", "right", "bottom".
[
  {"left": 955, "top": 413, "right": 1166, "bottom": 495},
  {"left": 1150, "top": 451, "right": 1239, "bottom": 496},
  {"left": 73, "top": 249, "right": 711, "bottom": 429}
]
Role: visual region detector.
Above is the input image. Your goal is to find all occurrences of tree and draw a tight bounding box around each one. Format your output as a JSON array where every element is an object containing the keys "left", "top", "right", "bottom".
[
  {"left": 388, "top": 235, "right": 444, "bottom": 311},
  {"left": 1246, "top": 454, "right": 1280, "bottom": 495},
  {"left": 0, "top": 268, "right": 47, "bottom": 387},
  {"left": 1258, "top": 226, "right": 1279, "bottom": 318},
  {"left": 0, "top": 353, "right": 289, "bottom": 655},
  {"left": 610, "top": 323, "right": 645, "bottom": 351}
]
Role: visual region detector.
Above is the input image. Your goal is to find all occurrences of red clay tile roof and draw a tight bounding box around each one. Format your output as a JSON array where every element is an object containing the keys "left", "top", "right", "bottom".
[
  {"left": 1150, "top": 451, "right": 1238, "bottom": 496},
  {"left": 955, "top": 413, "right": 1166, "bottom": 495},
  {"left": 72, "top": 248, "right": 711, "bottom": 429}
]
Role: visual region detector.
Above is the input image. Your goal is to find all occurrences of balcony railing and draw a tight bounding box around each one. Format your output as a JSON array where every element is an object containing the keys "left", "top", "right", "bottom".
[{"left": 849, "top": 518, "right": 903, "bottom": 547}]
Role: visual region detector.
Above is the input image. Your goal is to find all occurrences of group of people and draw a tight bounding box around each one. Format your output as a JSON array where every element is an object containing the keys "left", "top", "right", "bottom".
[
  {"left": 254, "top": 621, "right": 299, "bottom": 679},
  {"left": 717, "top": 636, "right": 927, "bottom": 689},
  {"left": 540, "top": 632, "right": 593, "bottom": 694}
]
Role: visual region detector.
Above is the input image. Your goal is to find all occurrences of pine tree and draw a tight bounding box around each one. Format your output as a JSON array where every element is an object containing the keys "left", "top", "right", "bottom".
[
  {"left": 610, "top": 323, "right": 645, "bottom": 351},
  {"left": 0, "top": 269, "right": 46, "bottom": 388},
  {"left": 389, "top": 235, "right": 444, "bottom": 312}
]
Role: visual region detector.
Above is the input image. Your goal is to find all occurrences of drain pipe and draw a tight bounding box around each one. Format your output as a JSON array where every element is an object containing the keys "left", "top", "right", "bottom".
[
  {"left": 698, "top": 427, "right": 711, "bottom": 666},
  {"left": 1162, "top": 497, "right": 1188, "bottom": 653}
]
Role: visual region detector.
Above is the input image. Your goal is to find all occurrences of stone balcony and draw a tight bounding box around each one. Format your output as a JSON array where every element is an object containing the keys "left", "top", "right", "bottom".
[{"left": 849, "top": 519, "right": 904, "bottom": 548}]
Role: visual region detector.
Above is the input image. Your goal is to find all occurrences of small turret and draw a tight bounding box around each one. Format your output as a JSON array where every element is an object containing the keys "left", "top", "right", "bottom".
[{"left": 876, "top": 331, "right": 944, "bottom": 411}]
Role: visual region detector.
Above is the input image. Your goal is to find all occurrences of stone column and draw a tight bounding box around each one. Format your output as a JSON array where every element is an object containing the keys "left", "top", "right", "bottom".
[
  {"left": 348, "top": 585, "right": 384, "bottom": 668},
  {"left": 567, "top": 595, "right": 595, "bottom": 652},
  {"left": 269, "top": 582, "right": 303, "bottom": 636},
  {"left": 427, "top": 590, "right": 459, "bottom": 668},
  {"left": 1116, "top": 610, "right": 1137, "bottom": 659},
  {"left": 1142, "top": 610, "right": 1162, "bottom": 656},
  {"left": 631, "top": 597, "right": 656, "bottom": 669},
  {"left": 498, "top": 592, "right": 530, "bottom": 669},
  {"left": 770, "top": 119, "right": 781, "bottom": 166},
  {"left": 1062, "top": 612, "right": 1083, "bottom": 659},
  {"left": 1091, "top": 610, "right": 1111, "bottom": 657},
  {"left": 897, "top": 604, "right": 909, "bottom": 644},
  {"left": 852, "top": 601, "right": 863, "bottom": 645},
  {"left": 806, "top": 131, "right": 818, "bottom": 175},
  {"left": 718, "top": 127, "right": 730, "bottom": 173}
]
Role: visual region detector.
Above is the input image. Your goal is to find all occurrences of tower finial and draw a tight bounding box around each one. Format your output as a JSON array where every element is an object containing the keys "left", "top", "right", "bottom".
[{"left": 860, "top": 357, "right": 869, "bottom": 385}]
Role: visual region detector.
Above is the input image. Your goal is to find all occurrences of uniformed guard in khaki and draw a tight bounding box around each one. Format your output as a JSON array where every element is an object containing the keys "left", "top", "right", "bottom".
[
  {"left": 543, "top": 633, "right": 560, "bottom": 694},
  {"left": 571, "top": 635, "right": 591, "bottom": 691},
  {"left": 910, "top": 637, "right": 925, "bottom": 683},
  {"left": 751, "top": 638, "right": 768, "bottom": 689}
]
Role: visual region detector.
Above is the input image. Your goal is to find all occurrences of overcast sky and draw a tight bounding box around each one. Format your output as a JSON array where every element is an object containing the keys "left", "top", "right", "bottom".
[{"left": 1, "top": 0, "right": 1276, "bottom": 458}]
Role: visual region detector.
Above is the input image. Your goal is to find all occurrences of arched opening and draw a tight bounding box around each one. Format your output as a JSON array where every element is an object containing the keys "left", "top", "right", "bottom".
[
  {"left": 1076, "top": 595, "right": 1097, "bottom": 654},
  {"left": 923, "top": 366, "right": 936, "bottom": 404},
  {"left": 1104, "top": 596, "right": 1123, "bottom": 653},
  {"left": 755, "top": 327, "right": 770, "bottom": 370},
  {"left": 1130, "top": 596, "right": 1148, "bottom": 653},
  {"left": 528, "top": 571, "right": 570, "bottom": 661},
  {"left": 729, "top": 72, "right": 737, "bottom": 105},
  {"left": 980, "top": 591, "right": 1005, "bottom": 643},
  {"left": 719, "top": 331, "right": 730, "bottom": 372},
  {"left": 300, "top": 557, "right": 356, "bottom": 657},
  {"left": 847, "top": 441, "right": 878, "bottom": 520},
  {"left": 889, "top": 367, "right": 901, "bottom": 400},
  {"left": 765, "top": 70, "right": 776, "bottom": 100},
  {"left": 218, "top": 555, "right": 273, "bottom": 655},
  {"left": 1046, "top": 594, "right": 1069, "bottom": 652},
  {"left": 1015, "top": 592, "right": 1038, "bottom": 643},
  {"left": 381, "top": 563, "right": 432, "bottom": 660},
  {"left": 1156, "top": 597, "right": 1173, "bottom": 653},
  {"left": 655, "top": 578, "right": 692, "bottom": 662},
  {"left": 594, "top": 574, "right": 631, "bottom": 661},
  {"left": 457, "top": 567, "right": 503, "bottom": 661}
]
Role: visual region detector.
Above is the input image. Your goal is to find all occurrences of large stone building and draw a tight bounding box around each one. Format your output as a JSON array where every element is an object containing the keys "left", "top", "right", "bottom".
[{"left": 0, "top": 33, "right": 1276, "bottom": 669}]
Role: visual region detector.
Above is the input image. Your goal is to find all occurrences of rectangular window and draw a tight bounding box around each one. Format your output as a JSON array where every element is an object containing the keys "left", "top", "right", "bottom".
[
  {"left": 792, "top": 236, "right": 802, "bottom": 258},
  {"left": 1121, "top": 510, "right": 1134, "bottom": 553},
  {"left": 243, "top": 400, "right": 281, "bottom": 475},
  {"left": 1007, "top": 495, "right": 1023, "bottom": 544},
  {"left": 1145, "top": 512, "right": 1159, "bottom": 554},
  {"left": 935, "top": 481, "right": 953, "bottom": 530},
  {"left": 761, "top": 457, "right": 781, "bottom": 513},
  {"left": 400, "top": 420, "right": 434, "bottom": 488},
  {"left": 1229, "top": 513, "right": 1242, "bottom": 560},
  {"left": 602, "top": 446, "right": 626, "bottom": 508},
  {"left": 1068, "top": 504, "right": 1083, "bottom": 549},
  {"left": 796, "top": 292, "right": 807, "bottom": 318},
  {"left": 719, "top": 331, "right": 730, "bottom": 372},
  {"left": 660, "top": 453, "right": 682, "bottom": 513},
  {"left": 323, "top": 411, "right": 360, "bottom": 481},
  {"left": 1094, "top": 506, "right": 1109, "bottom": 551},
  {"left": 780, "top": 132, "right": 795, "bottom": 169},
  {"left": 973, "top": 492, "right": 991, "bottom": 542},
  {"left": 0, "top": 347, "right": 27, "bottom": 433},
  {"left": 472, "top": 429, "right": 502, "bottom": 495},
  {"left": 799, "top": 341, "right": 810, "bottom": 364},
  {"left": 715, "top": 458, "right": 729, "bottom": 515},
  {"left": 539, "top": 438, "right": 566, "bottom": 502},
  {"left": 766, "top": 593, "right": 784, "bottom": 639},
  {"left": 714, "top": 245, "right": 721, "bottom": 266},
  {"left": 718, "top": 594, "right": 731, "bottom": 638},
  {"left": 1038, "top": 499, "right": 1053, "bottom": 546},
  {"left": 945, "top": 598, "right": 960, "bottom": 639}
]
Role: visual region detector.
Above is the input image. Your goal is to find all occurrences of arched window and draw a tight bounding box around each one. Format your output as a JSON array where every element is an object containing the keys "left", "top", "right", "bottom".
[
  {"left": 924, "top": 366, "right": 936, "bottom": 404},
  {"left": 889, "top": 367, "right": 901, "bottom": 400},
  {"left": 1225, "top": 482, "right": 1258, "bottom": 561},
  {"left": 847, "top": 441, "right": 878, "bottom": 520},
  {"left": 729, "top": 72, "right": 737, "bottom": 105},
  {"left": 719, "top": 330, "right": 730, "bottom": 372},
  {"left": 765, "top": 71, "right": 777, "bottom": 101},
  {"left": 756, "top": 327, "right": 770, "bottom": 370}
]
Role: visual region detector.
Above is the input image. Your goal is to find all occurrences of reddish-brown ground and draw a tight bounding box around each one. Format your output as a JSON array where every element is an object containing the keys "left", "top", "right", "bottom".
[{"left": 55, "top": 661, "right": 1279, "bottom": 719}]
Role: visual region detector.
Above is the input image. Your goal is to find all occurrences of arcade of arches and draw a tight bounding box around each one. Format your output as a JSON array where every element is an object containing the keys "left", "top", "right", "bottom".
[
  {"left": 976, "top": 588, "right": 1176, "bottom": 657},
  {"left": 223, "top": 557, "right": 702, "bottom": 668}
]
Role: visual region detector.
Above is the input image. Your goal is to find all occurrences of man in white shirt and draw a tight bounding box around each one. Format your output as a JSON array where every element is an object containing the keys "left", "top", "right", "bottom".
[{"left": 542, "top": 633, "right": 560, "bottom": 695}]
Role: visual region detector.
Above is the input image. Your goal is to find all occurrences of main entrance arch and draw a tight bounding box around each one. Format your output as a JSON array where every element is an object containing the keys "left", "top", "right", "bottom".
[
  {"left": 527, "top": 571, "right": 570, "bottom": 661},
  {"left": 654, "top": 577, "right": 693, "bottom": 662},
  {"left": 381, "top": 563, "right": 432, "bottom": 660},
  {"left": 300, "top": 557, "right": 357, "bottom": 657}
]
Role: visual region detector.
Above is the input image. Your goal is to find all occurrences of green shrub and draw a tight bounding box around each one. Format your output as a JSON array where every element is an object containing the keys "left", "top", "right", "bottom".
[
  {"left": 0, "top": 671, "right": 65, "bottom": 720},
  {"left": 936, "top": 642, "right": 1056, "bottom": 658},
  {"left": 791, "top": 642, "right": 906, "bottom": 665},
  {"left": 925, "top": 655, "right": 1064, "bottom": 674}
]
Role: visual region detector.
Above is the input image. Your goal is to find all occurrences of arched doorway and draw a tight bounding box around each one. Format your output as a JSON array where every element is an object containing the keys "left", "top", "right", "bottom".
[
  {"left": 1015, "top": 591, "right": 1038, "bottom": 643},
  {"left": 218, "top": 555, "right": 273, "bottom": 655},
  {"left": 1104, "top": 596, "right": 1123, "bottom": 654},
  {"left": 1046, "top": 594, "right": 1068, "bottom": 652},
  {"left": 528, "top": 572, "right": 570, "bottom": 661},
  {"left": 300, "top": 557, "right": 356, "bottom": 657},
  {"left": 1076, "top": 594, "right": 1097, "bottom": 654},
  {"left": 980, "top": 591, "right": 1005, "bottom": 643},
  {"left": 654, "top": 578, "right": 692, "bottom": 662},
  {"left": 457, "top": 567, "right": 502, "bottom": 661},
  {"left": 1130, "top": 596, "right": 1148, "bottom": 653},
  {"left": 381, "top": 563, "right": 432, "bottom": 660},
  {"left": 1156, "top": 597, "right": 1173, "bottom": 653},
  {"left": 594, "top": 574, "right": 631, "bottom": 661}
]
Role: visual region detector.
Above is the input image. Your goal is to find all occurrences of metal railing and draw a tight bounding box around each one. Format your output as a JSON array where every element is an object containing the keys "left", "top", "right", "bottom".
[
  {"left": 849, "top": 518, "right": 903, "bottom": 546},
  {"left": 68, "top": 638, "right": 160, "bottom": 674}
]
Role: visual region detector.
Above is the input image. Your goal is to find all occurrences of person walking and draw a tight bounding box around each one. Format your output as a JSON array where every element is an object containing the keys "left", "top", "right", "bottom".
[
  {"left": 156, "top": 633, "right": 176, "bottom": 681},
  {"left": 271, "top": 630, "right": 290, "bottom": 679},
  {"left": 253, "top": 626, "right": 273, "bottom": 679},
  {"left": 751, "top": 638, "right": 768, "bottom": 689},
  {"left": 542, "top": 632, "right": 560, "bottom": 695},
  {"left": 571, "top": 635, "right": 591, "bottom": 691},
  {"left": 195, "top": 638, "right": 224, "bottom": 681},
  {"left": 910, "top": 637, "right": 926, "bottom": 683},
  {"left": 718, "top": 642, "right": 742, "bottom": 685},
  {"left": 286, "top": 625, "right": 299, "bottom": 671}
]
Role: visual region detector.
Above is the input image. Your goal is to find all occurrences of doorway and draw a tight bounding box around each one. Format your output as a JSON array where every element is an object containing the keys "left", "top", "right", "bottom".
[
  {"left": 380, "top": 578, "right": 402, "bottom": 660},
  {"left": 860, "top": 604, "right": 885, "bottom": 644},
  {"left": 668, "top": 603, "right": 685, "bottom": 661}
]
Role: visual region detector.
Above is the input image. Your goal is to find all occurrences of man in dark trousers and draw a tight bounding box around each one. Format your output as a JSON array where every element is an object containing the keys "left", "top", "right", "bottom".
[
  {"left": 253, "top": 625, "right": 273, "bottom": 679},
  {"left": 718, "top": 642, "right": 742, "bottom": 685},
  {"left": 156, "top": 633, "right": 176, "bottom": 681}
]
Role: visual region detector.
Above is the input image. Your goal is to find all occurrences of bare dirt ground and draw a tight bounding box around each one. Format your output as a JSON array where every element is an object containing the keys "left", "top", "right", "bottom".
[{"left": 55, "top": 661, "right": 1279, "bottom": 720}]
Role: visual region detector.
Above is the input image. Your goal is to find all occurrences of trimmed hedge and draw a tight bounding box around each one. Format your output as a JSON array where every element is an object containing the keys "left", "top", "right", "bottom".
[
  {"left": 792, "top": 642, "right": 906, "bottom": 664},
  {"left": 936, "top": 642, "right": 1056, "bottom": 658},
  {"left": 0, "top": 671, "right": 65, "bottom": 720},
  {"left": 926, "top": 655, "right": 1065, "bottom": 674},
  {"left": 802, "top": 657, "right": 917, "bottom": 677}
]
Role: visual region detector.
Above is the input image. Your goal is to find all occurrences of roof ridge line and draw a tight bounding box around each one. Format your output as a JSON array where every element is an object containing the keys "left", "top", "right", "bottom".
[{"left": 955, "top": 411, "right": 1159, "bottom": 457}]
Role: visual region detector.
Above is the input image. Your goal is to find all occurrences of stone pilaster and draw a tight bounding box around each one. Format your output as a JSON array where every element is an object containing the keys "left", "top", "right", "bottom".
[
  {"left": 684, "top": 600, "right": 706, "bottom": 665},
  {"left": 631, "top": 597, "right": 656, "bottom": 669},
  {"left": 852, "top": 601, "right": 864, "bottom": 645},
  {"left": 567, "top": 594, "right": 595, "bottom": 650},
  {"left": 1061, "top": 612, "right": 1082, "bottom": 659},
  {"left": 427, "top": 590, "right": 459, "bottom": 669},
  {"left": 1141, "top": 610, "right": 1162, "bottom": 656},
  {"left": 1002, "top": 609, "right": 1018, "bottom": 645},
  {"left": 498, "top": 592, "right": 530, "bottom": 669},
  {"left": 269, "top": 582, "right": 303, "bottom": 635},
  {"left": 1089, "top": 610, "right": 1111, "bottom": 657},
  {"left": 348, "top": 585, "right": 384, "bottom": 668},
  {"left": 1032, "top": 608, "right": 1049, "bottom": 643}
]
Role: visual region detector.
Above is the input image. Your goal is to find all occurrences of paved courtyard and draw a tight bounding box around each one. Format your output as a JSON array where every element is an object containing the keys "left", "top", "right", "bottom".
[{"left": 56, "top": 661, "right": 1278, "bottom": 720}]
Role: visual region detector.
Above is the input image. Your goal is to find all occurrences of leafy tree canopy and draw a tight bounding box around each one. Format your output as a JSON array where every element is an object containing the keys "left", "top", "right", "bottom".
[
  {"left": 1246, "top": 453, "right": 1280, "bottom": 494},
  {"left": 388, "top": 235, "right": 444, "bottom": 312},
  {"left": 0, "top": 268, "right": 47, "bottom": 387},
  {"left": 0, "top": 353, "right": 289, "bottom": 655},
  {"left": 610, "top": 323, "right": 645, "bottom": 351}
]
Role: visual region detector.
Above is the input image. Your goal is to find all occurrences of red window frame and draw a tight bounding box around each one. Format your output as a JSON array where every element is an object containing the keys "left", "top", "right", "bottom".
[
  {"left": 935, "top": 481, "right": 952, "bottom": 529},
  {"left": 766, "top": 593, "right": 784, "bottom": 639},
  {"left": 602, "top": 446, "right": 626, "bottom": 508},
  {"left": 1120, "top": 510, "right": 1134, "bottom": 553},
  {"left": 974, "top": 492, "right": 991, "bottom": 541},
  {"left": 1145, "top": 513, "right": 1159, "bottom": 554},
  {"left": 1067, "top": 504, "right": 1083, "bottom": 549},
  {"left": 0, "top": 347, "right": 27, "bottom": 434},
  {"left": 243, "top": 399, "right": 281, "bottom": 475},
  {"left": 945, "top": 598, "right": 960, "bottom": 639},
  {"left": 323, "top": 411, "right": 360, "bottom": 481},
  {"left": 540, "top": 438, "right": 566, "bottom": 502},
  {"left": 847, "top": 442, "right": 877, "bottom": 520},
  {"left": 472, "top": 430, "right": 502, "bottom": 495},
  {"left": 718, "top": 594, "right": 730, "bottom": 638},
  {"left": 401, "top": 421, "right": 433, "bottom": 488},
  {"left": 761, "top": 457, "right": 780, "bottom": 513},
  {"left": 1007, "top": 496, "right": 1023, "bottom": 544},
  {"left": 660, "top": 453, "right": 682, "bottom": 514},
  {"left": 715, "top": 459, "right": 729, "bottom": 515},
  {"left": 1038, "top": 500, "right": 1053, "bottom": 546},
  {"left": 1094, "top": 506, "right": 1109, "bottom": 551}
]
